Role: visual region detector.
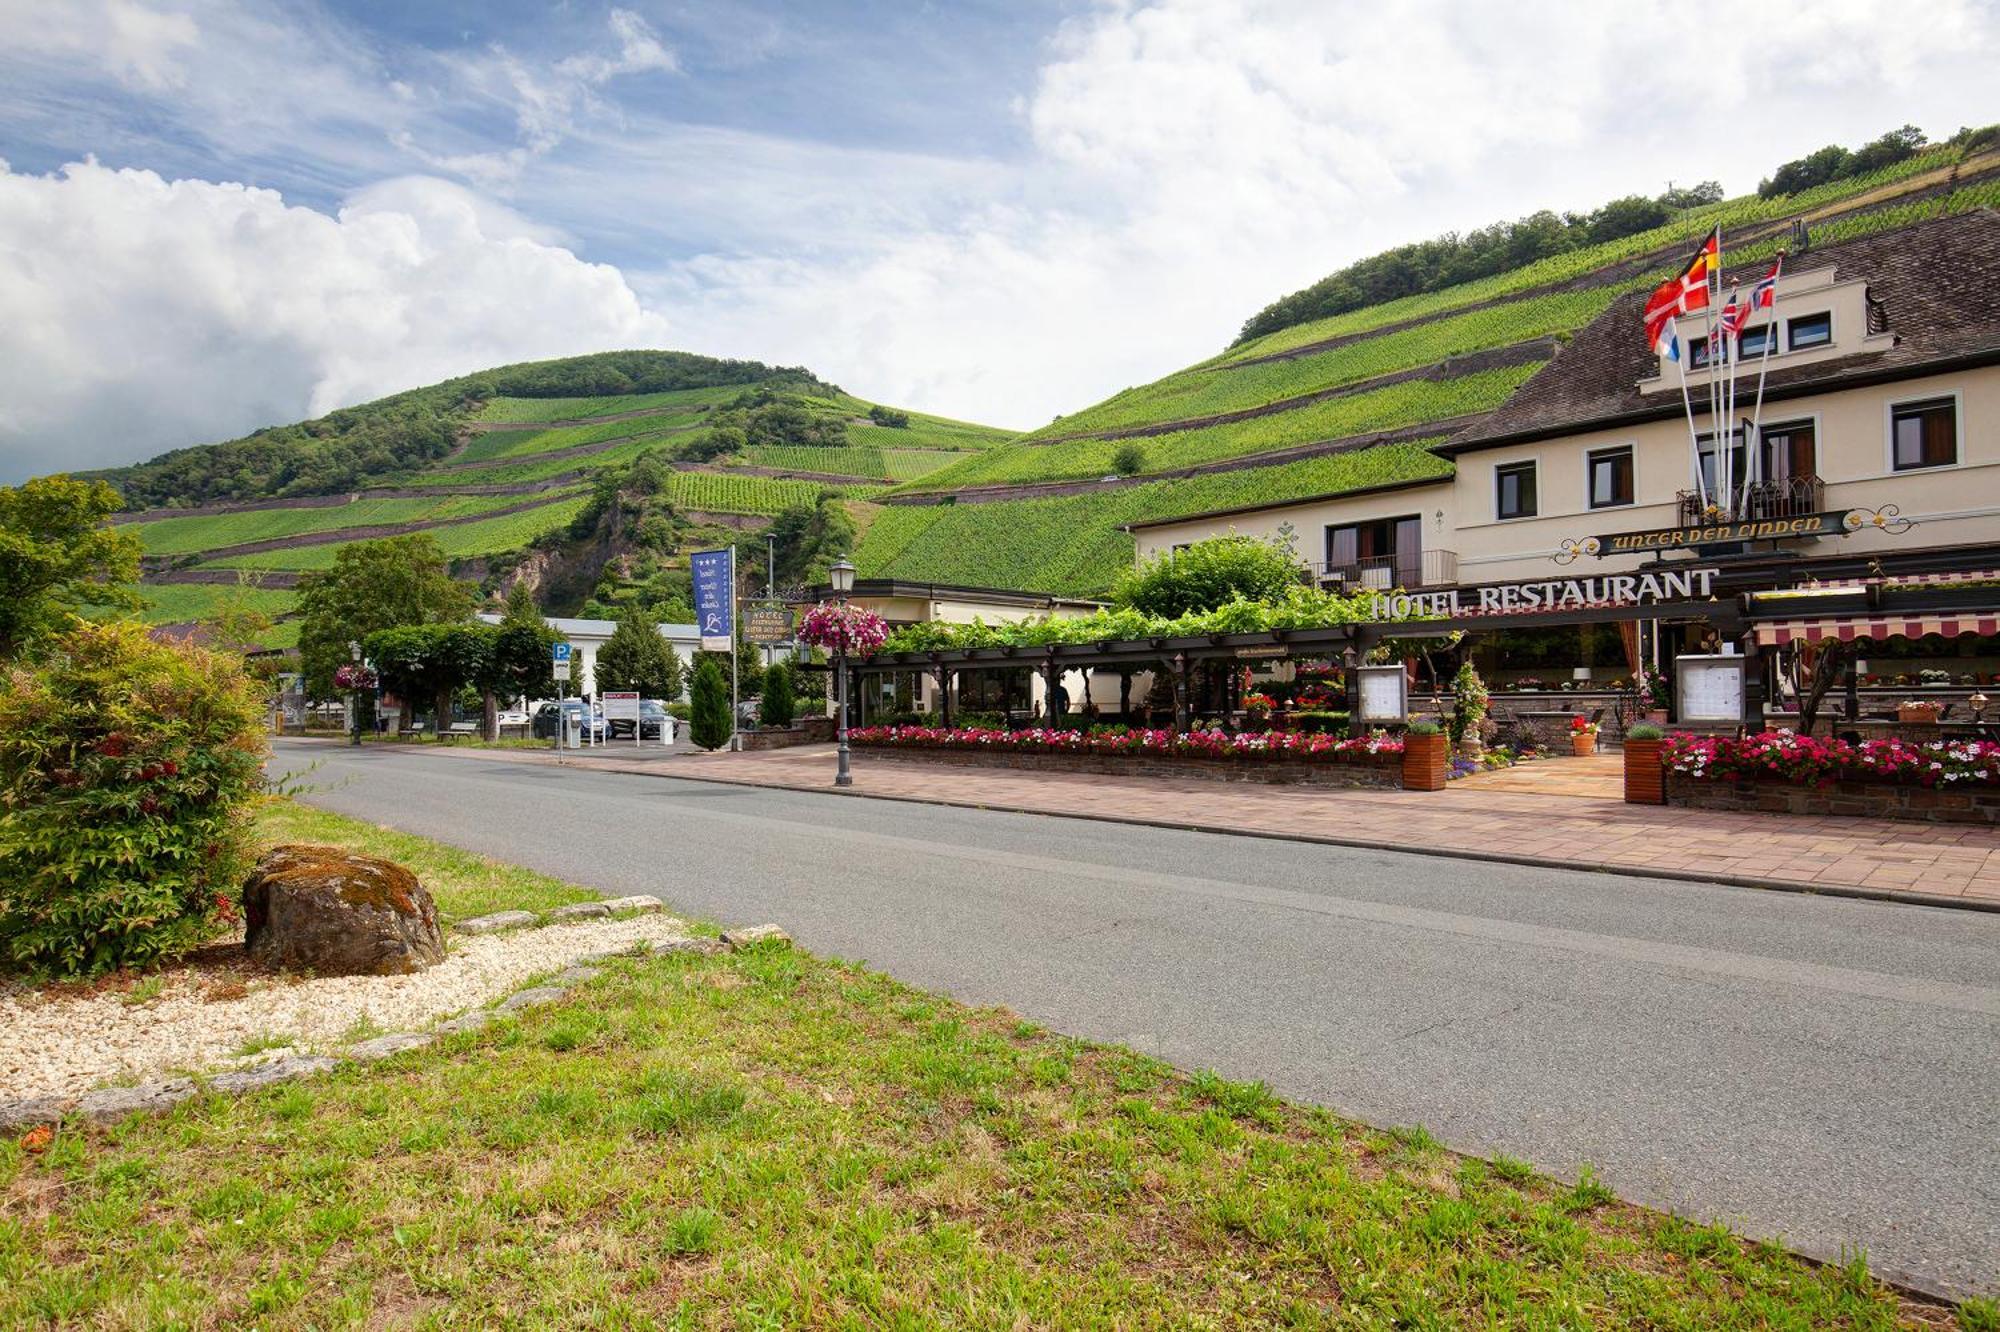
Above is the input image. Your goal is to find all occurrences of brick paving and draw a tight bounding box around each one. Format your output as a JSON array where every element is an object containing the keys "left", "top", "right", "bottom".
[{"left": 640, "top": 745, "right": 2000, "bottom": 911}]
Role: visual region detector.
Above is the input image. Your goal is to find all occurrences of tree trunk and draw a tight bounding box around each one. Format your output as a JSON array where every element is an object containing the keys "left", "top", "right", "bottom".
[
  {"left": 436, "top": 686, "right": 454, "bottom": 742},
  {"left": 1797, "top": 640, "right": 1851, "bottom": 737},
  {"left": 482, "top": 690, "right": 498, "bottom": 742}
]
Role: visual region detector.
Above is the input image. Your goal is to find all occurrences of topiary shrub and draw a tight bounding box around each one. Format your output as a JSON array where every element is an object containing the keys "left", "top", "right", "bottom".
[
  {"left": 0, "top": 621, "right": 270, "bottom": 976},
  {"left": 759, "top": 661, "right": 796, "bottom": 728},
  {"left": 689, "top": 657, "right": 731, "bottom": 750}
]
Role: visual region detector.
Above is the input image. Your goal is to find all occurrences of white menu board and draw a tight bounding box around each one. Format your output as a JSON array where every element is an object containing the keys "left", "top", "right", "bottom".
[
  {"left": 1356, "top": 665, "right": 1408, "bottom": 723},
  {"left": 1675, "top": 654, "right": 1744, "bottom": 723}
]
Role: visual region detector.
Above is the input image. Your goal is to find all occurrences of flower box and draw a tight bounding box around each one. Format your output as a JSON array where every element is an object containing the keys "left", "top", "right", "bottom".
[
  {"left": 1623, "top": 739, "right": 1664, "bottom": 804},
  {"left": 1897, "top": 702, "right": 1945, "bottom": 724},
  {"left": 1402, "top": 730, "right": 1449, "bottom": 791}
]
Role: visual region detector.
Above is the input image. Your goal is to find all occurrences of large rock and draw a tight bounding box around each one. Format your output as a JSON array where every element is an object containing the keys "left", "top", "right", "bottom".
[{"left": 243, "top": 844, "right": 445, "bottom": 976}]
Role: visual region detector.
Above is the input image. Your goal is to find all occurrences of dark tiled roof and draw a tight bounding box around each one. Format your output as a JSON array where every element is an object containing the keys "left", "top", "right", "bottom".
[{"left": 1439, "top": 209, "right": 2000, "bottom": 454}]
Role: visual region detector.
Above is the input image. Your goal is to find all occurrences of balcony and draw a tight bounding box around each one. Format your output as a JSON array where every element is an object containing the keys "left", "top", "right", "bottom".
[
  {"left": 1674, "top": 475, "right": 1825, "bottom": 527},
  {"left": 1316, "top": 549, "right": 1459, "bottom": 591}
]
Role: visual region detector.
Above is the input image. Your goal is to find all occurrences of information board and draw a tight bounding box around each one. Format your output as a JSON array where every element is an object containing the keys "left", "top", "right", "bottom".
[
  {"left": 601, "top": 691, "right": 640, "bottom": 722},
  {"left": 1356, "top": 664, "right": 1408, "bottom": 724},
  {"left": 1675, "top": 653, "right": 1745, "bottom": 723},
  {"left": 744, "top": 604, "right": 794, "bottom": 645},
  {"left": 692, "top": 549, "right": 735, "bottom": 651}
]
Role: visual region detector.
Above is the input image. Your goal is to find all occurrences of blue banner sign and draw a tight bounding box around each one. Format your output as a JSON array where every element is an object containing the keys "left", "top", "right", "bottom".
[{"left": 692, "top": 548, "right": 735, "bottom": 649}]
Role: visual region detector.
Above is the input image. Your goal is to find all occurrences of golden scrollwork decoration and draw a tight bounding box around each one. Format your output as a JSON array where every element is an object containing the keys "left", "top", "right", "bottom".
[
  {"left": 1841, "top": 505, "right": 1913, "bottom": 535},
  {"left": 1552, "top": 535, "right": 1601, "bottom": 566}
]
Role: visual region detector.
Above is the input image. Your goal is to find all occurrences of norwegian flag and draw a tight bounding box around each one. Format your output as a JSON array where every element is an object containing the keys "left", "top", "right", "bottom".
[
  {"left": 1747, "top": 257, "right": 1782, "bottom": 312},
  {"left": 1643, "top": 232, "right": 1718, "bottom": 355}
]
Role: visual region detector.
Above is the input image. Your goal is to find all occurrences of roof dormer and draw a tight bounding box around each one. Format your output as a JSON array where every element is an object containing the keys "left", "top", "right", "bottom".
[{"left": 1636, "top": 263, "right": 1897, "bottom": 397}]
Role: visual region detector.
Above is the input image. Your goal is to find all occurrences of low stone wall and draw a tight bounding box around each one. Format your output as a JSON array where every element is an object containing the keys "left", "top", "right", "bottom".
[
  {"left": 1665, "top": 772, "right": 2000, "bottom": 825},
  {"left": 740, "top": 719, "right": 834, "bottom": 752},
  {"left": 853, "top": 744, "right": 1403, "bottom": 788}
]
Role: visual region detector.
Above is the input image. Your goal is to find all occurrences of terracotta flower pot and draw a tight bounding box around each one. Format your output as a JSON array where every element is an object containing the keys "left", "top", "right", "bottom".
[
  {"left": 1624, "top": 739, "right": 1665, "bottom": 804},
  {"left": 1571, "top": 732, "right": 1596, "bottom": 757},
  {"left": 1402, "top": 731, "right": 1449, "bottom": 791},
  {"left": 1897, "top": 703, "right": 1943, "bottom": 724}
]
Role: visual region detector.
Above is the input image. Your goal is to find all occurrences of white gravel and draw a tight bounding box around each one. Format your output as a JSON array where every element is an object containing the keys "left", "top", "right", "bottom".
[{"left": 0, "top": 915, "right": 698, "bottom": 1101}]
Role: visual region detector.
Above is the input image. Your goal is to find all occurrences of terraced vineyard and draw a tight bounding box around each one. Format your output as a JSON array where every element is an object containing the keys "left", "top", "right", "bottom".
[
  {"left": 201, "top": 494, "right": 595, "bottom": 571},
  {"left": 450, "top": 409, "right": 709, "bottom": 466},
  {"left": 474, "top": 385, "right": 747, "bottom": 424},
  {"left": 856, "top": 442, "right": 1452, "bottom": 596},
  {"left": 668, "top": 473, "right": 885, "bottom": 517},
  {"left": 122, "top": 492, "right": 569, "bottom": 555}
]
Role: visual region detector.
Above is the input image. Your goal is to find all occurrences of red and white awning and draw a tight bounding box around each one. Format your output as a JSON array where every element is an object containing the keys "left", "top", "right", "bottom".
[{"left": 1752, "top": 614, "right": 2000, "bottom": 646}]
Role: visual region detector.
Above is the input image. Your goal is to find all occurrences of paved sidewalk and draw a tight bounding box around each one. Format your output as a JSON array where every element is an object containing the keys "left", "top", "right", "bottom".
[
  {"left": 660, "top": 746, "right": 2000, "bottom": 911},
  {"left": 304, "top": 738, "right": 2000, "bottom": 911}
]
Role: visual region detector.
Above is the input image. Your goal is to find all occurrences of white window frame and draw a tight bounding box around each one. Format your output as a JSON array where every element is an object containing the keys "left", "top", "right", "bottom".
[
  {"left": 1583, "top": 442, "right": 1637, "bottom": 510},
  {"left": 1884, "top": 389, "right": 1963, "bottom": 474},
  {"left": 1493, "top": 457, "right": 1540, "bottom": 522},
  {"left": 1785, "top": 310, "right": 1834, "bottom": 352}
]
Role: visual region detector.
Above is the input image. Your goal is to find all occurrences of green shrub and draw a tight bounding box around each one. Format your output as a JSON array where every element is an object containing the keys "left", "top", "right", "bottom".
[
  {"left": 1625, "top": 722, "right": 1664, "bottom": 740},
  {"left": 759, "top": 661, "right": 796, "bottom": 728},
  {"left": 689, "top": 657, "right": 731, "bottom": 750},
  {"left": 1407, "top": 720, "right": 1442, "bottom": 735},
  {"left": 664, "top": 701, "right": 691, "bottom": 721},
  {"left": 0, "top": 621, "right": 269, "bottom": 976},
  {"left": 1291, "top": 710, "right": 1350, "bottom": 736}
]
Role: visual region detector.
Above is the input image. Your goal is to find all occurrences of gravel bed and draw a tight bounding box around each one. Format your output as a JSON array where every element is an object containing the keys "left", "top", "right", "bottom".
[{"left": 0, "top": 915, "right": 697, "bottom": 1100}]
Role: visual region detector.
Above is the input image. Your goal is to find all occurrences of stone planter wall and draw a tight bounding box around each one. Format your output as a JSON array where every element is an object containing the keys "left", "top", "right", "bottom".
[
  {"left": 739, "top": 718, "right": 835, "bottom": 751},
  {"left": 853, "top": 745, "right": 1403, "bottom": 788},
  {"left": 1664, "top": 772, "right": 2000, "bottom": 824}
]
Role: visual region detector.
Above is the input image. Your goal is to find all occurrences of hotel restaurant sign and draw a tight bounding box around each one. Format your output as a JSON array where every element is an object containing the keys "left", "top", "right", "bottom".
[{"left": 1369, "top": 567, "right": 1717, "bottom": 620}]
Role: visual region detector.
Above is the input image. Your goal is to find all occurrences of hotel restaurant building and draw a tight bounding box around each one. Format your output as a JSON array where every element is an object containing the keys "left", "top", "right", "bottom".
[{"left": 1125, "top": 211, "right": 2000, "bottom": 731}]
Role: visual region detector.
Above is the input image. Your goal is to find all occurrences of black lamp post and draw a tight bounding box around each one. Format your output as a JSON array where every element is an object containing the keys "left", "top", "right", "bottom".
[
  {"left": 830, "top": 555, "right": 855, "bottom": 787},
  {"left": 348, "top": 640, "right": 362, "bottom": 746}
]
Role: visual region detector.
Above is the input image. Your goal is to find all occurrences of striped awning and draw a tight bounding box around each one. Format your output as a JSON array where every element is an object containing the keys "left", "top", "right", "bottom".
[{"left": 1752, "top": 614, "right": 2000, "bottom": 647}]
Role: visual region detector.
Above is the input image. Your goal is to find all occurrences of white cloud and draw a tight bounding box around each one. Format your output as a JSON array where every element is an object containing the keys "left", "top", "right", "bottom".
[{"left": 0, "top": 161, "right": 671, "bottom": 480}]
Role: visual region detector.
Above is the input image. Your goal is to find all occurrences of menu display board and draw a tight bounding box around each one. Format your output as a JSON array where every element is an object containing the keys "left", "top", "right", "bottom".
[
  {"left": 1356, "top": 664, "right": 1408, "bottom": 724},
  {"left": 1675, "top": 654, "right": 1745, "bottom": 723}
]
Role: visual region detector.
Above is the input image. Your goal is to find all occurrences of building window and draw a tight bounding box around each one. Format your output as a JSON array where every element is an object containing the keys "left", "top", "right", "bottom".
[
  {"left": 1325, "top": 515, "right": 1423, "bottom": 587},
  {"left": 1687, "top": 335, "right": 1714, "bottom": 368},
  {"left": 1891, "top": 397, "right": 1958, "bottom": 470},
  {"left": 1788, "top": 312, "right": 1832, "bottom": 350},
  {"left": 1738, "top": 323, "right": 1774, "bottom": 358},
  {"left": 1495, "top": 461, "right": 1537, "bottom": 520},
  {"left": 1695, "top": 429, "right": 1748, "bottom": 501},
  {"left": 1586, "top": 446, "right": 1634, "bottom": 508},
  {"left": 1760, "top": 419, "right": 1817, "bottom": 482}
]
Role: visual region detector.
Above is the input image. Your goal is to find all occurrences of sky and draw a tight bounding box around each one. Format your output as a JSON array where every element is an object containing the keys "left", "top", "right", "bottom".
[{"left": 0, "top": 0, "right": 1995, "bottom": 482}]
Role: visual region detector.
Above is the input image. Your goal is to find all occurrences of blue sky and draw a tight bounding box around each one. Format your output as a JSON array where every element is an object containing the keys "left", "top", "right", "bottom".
[{"left": 1, "top": 0, "right": 1995, "bottom": 480}]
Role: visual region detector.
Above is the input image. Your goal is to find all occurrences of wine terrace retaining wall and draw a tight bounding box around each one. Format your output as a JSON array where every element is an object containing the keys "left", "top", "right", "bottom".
[
  {"left": 853, "top": 744, "right": 1404, "bottom": 788},
  {"left": 1664, "top": 772, "right": 2000, "bottom": 825}
]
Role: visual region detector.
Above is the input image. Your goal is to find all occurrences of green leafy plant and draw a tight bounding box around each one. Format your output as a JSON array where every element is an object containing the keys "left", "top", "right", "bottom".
[
  {"left": 1407, "top": 720, "right": 1442, "bottom": 735},
  {"left": 1626, "top": 722, "right": 1664, "bottom": 740},
  {"left": 0, "top": 620, "right": 268, "bottom": 976},
  {"left": 689, "top": 657, "right": 731, "bottom": 750},
  {"left": 759, "top": 660, "right": 796, "bottom": 728},
  {"left": 1448, "top": 660, "right": 1488, "bottom": 742}
]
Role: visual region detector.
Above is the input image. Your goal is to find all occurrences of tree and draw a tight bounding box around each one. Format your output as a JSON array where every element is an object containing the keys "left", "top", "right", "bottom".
[
  {"left": 689, "top": 656, "right": 731, "bottom": 750},
  {"left": 0, "top": 476, "right": 141, "bottom": 659},
  {"left": 1112, "top": 536, "right": 1306, "bottom": 618},
  {"left": 296, "top": 535, "right": 475, "bottom": 697},
  {"left": 594, "top": 608, "right": 684, "bottom": 700},
  {"left": 488, "top": 582, "right": 562, "bottom": 729},
  {"left": 760, "top": 660, "right": 796, "bottom": 728},
  {"left": 1111, "top": 442, "right": 1146, "bottom": 476},
  {"left": 768, "top": 498, "right": 857, "bottom": 589},
  {"left": 364, "top": 622, "right": 496, "bottom": 739}
]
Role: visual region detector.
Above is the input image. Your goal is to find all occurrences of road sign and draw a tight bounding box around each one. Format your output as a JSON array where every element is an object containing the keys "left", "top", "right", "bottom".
[
  {"left": 744, "top": 604, "right": 794, "bottom": 644},
  {"left": 552, "top": 642, "right": 572, "bottom": 662},
  {"left": 552, "top": 641, "right": 573, "bottom": 682},
  {"left": 692, "top": 548, "right": 735, "bottom": 651}
]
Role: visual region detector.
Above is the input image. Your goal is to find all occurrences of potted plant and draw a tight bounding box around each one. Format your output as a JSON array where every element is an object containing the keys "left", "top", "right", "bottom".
[
  {"left": 1631, "top": 666, "right": 1669, "bottom": 722},
  {"left": 1243, "top": 691, "right": 1275, "bottom": 726},
  {"left": 1623, "top": 722, "right": 1665, "bottom": 804},
  {"left": 1568, "top": 715, "right": 1600, "bottom": 756},
  {"left": 1402, "top": 720, "right": 1449, "bottom": 791},
  {"left": 1897, "top": 698, "right": 1945, "bottom": 723}
]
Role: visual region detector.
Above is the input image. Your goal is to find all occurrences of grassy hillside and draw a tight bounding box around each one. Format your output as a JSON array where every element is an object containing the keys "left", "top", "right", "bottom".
[{"left": 851, "top": 133, "right": 2000, "bottom": 596}]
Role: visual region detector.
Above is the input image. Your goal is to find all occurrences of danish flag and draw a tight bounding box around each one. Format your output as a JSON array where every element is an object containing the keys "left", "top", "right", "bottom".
[{"left": 1642, "top": 232, "right": 1718, "bottom": 357}]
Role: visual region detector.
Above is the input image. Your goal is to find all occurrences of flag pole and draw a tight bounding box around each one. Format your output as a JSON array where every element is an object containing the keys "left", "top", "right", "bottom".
[
  {"left": 1707, "top": 226, "right": 1728, "bottom": 518},
  {"left": 1746, "top": 252, "right": 1786, "bottom": 470}
]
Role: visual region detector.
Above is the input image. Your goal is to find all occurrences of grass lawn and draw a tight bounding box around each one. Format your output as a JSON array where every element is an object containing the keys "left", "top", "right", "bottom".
[
  {"left": 0, "top": 813, "right": 1980, "bottom": 1328},
  {"left": 251, "top": 800, "right": 599, "bottom": 922}
]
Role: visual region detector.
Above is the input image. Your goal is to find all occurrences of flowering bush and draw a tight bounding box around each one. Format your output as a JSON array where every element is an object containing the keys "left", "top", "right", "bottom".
[
  {"left": 851, "top": 725, "right": 1402, "bottom": 763},
  {"left": 1243, "top": 691, "right": 1277, "bottom": 713},
  {"left": 798, "top": 603, "right": 889, "bottom": 658},
  {"left": 1569, "top": 716, "right": 1600, "bottom": 736},
  {"left": 1662, "top": 730, "right": 2000, "bottom": 788},
  {"left": 333, "top": 663, "right": 378, "bottom": 691},
  {"left": 1631, "top": 666, "right": 1669, "bottom": 709}
]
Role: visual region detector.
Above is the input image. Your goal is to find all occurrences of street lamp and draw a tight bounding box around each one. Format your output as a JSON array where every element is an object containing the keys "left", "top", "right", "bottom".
[
  {"left": 829, "top": 556, "right": 855, "bottom": 787},
  {"left": 348, "top": 640, "right": 362, "bottom": 747}
]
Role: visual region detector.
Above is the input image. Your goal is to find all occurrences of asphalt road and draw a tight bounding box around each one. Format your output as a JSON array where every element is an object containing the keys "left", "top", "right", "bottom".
[{"left": 272, "top": 739, "right": 2000, "bottom": 1299}]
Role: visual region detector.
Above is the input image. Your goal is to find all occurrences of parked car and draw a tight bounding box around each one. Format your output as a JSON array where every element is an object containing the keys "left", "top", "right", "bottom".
[
  {"left": 531, "top": 699, "right": 607, "bottom": 742},
  {"left": 608, "top": 699, "right": 675, "bottom": 740}
]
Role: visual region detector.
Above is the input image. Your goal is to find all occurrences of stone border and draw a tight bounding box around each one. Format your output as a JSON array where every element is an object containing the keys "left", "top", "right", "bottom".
[{"left": 0, "top": 911, "right": 792, "bottom": 1133}]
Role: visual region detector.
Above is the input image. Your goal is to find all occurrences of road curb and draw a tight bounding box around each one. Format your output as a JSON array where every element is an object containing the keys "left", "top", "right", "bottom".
[{"left": 276, "top": 737, "right": 2000, "bottom": 916}]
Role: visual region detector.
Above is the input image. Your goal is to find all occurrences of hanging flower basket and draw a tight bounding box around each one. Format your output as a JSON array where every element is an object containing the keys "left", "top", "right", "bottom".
[
  {"left": 333, "top": 664, "right": 378, "bottom": 692},
  {"left": 798, "top": 603, "right": 889, "bottom": 658}
]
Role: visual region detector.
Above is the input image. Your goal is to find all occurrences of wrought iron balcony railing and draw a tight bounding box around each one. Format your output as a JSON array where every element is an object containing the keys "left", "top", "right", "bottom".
[
  {"left": 1674, "top": 475, "right": 1824, "bottom": 528},
  {"left": 1316, "top": 549, "right": 1458, "bottom": 591}
]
